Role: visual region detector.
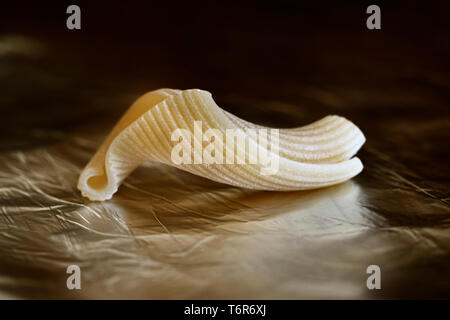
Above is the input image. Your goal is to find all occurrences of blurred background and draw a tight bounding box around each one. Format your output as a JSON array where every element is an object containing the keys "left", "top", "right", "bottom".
[
  {"left": 0, "top": 1, "right": 449, "bottom": 299},
  {"left": 1, "top": 1, "right": 449, "bottom": 149}
]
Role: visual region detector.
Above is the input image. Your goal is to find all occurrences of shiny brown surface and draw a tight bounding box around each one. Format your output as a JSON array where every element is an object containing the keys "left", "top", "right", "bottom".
[{"left": 0, "top": 2, "right": 449, "bottom": 299}]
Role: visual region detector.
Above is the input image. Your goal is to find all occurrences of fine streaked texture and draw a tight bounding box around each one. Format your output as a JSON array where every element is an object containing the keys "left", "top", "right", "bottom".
[
  {"left": 78, "top": 89, "right": 365, "bottom": 201},
  {"left": 3, "top": 3, "right": 450, "bottom": 300}
]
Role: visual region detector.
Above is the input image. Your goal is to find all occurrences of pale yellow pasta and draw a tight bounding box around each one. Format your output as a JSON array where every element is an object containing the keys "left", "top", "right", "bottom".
[{"left": 78, "top": 89, "right": 365, "bottom": 201}]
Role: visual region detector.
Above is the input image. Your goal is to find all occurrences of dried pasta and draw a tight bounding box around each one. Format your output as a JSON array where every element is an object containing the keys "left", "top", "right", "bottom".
[{"left": 78, "top": 89, "right": 365, "bottom": 201}]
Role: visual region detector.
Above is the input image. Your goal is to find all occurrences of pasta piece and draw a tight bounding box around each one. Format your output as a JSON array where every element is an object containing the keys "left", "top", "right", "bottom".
[{"left": 78, "top": 89, "right": 365, "bottom": 201}]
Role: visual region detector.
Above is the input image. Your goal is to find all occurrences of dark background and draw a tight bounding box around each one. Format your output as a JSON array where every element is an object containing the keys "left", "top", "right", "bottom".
[
  {"left": 1, "top": 1, "right": 449, "bottom": 141},
  {"left": 0, "top": 1, "right": 449, "bottom": 298},
  {"left": 1, "top": 0, "right": 449, "bottom": 191}
]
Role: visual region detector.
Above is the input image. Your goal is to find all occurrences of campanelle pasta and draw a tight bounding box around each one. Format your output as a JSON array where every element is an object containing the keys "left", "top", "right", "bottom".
[{"left": 78, "top": 89, "right": 365, "bottom": 201}]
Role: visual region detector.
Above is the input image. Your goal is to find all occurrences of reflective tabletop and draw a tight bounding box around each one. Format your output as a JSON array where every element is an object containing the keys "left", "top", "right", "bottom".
[{"left": 0, "top": 2, "right": 449, "bottom": 299}]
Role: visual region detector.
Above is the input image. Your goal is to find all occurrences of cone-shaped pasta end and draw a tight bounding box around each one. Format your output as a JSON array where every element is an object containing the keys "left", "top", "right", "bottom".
[{"left": 78, "top": 167, "right": 116, "bottom": 201}]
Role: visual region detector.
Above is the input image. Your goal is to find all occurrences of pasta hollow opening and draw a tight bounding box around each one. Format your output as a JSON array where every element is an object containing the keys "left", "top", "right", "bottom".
[{"left": 87, "top": 175, "right": 108, "bottom": 190}]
